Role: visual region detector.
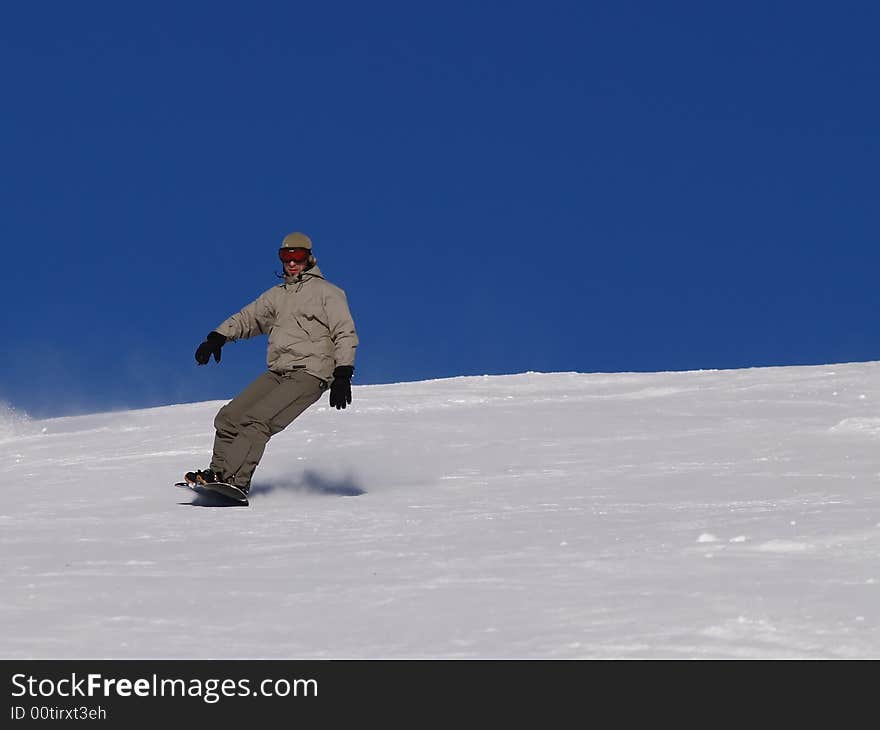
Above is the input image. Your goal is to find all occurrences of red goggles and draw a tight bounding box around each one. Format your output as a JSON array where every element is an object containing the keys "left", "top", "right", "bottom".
[{"left": 279, "top": 247, "right": 310, "bottom": 264}]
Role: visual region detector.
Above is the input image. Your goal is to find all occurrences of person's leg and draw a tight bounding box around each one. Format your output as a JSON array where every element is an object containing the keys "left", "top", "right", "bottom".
[
  {"left": 211, "top": 371, "right": 281, "bottom": 478},
  {"left": 221, "top": 370, "right": 325, "bottom": 488}
]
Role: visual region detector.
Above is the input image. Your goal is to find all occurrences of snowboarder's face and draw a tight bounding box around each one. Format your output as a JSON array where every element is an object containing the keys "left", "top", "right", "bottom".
[
  {"left": 283, "top": 258, "right": 307, "bottom": 276},
  {"left": 279, "top": 247, "right": 310, "bottom": 276}
]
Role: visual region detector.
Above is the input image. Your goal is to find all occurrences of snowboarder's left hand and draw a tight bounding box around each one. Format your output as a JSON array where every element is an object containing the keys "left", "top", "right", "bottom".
[{"left": 329, "top": 366, "right": 353, "bottom": 409}]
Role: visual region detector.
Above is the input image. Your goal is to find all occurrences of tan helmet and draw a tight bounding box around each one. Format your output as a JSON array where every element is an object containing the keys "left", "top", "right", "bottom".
[
  {"left": 280, "top": 232, "right": 313, "bottom": 250},
  {"left": 279, "top": 231, "right": 316, "bottom": 270}
]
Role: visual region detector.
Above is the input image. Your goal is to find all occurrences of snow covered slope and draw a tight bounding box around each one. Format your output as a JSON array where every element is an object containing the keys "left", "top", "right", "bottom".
[{"left": 2, "top": 363, "right": 879, "bottom": 658}]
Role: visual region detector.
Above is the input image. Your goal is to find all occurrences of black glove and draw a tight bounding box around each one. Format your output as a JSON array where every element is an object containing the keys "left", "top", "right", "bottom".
[
  {"left": 195, "top": 331, "right": 227, "bottom": 365},
  {"left": 329, "top": 365, "right": 354, "bottom": 409}
]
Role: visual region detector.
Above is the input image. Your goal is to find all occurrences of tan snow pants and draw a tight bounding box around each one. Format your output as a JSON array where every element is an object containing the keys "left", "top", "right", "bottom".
[{"left": 210, "top": 369, "right": 325, "bottom": 488}]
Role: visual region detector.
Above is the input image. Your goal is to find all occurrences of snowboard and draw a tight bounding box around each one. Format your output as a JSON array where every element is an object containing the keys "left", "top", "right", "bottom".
[{"left": 175, "top": 480, "right": 249, "bottom": 505}]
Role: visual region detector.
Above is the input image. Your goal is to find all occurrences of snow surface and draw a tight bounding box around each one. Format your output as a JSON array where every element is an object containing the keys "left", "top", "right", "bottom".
[{"left": 2, "top": 363, "right": 879, "bottom": 659}]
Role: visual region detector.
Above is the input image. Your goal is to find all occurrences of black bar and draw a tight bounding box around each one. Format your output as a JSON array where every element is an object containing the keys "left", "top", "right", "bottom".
[{"left": 0, "top": 659, "right": 860, "bottom": 723}]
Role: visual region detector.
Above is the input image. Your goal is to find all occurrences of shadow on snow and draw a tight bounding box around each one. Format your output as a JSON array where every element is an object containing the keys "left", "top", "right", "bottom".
[
  {"left": 178, "top": 494, "right": 248, "bottom": 508},
  {"left": 249, "top": 469, "right": 366, "bottom": 498}
]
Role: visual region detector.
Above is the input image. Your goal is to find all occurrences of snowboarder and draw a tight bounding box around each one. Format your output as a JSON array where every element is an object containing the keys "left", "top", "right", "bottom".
[{"left": 185, "top": 232, "right": 359, "bottom": 494}]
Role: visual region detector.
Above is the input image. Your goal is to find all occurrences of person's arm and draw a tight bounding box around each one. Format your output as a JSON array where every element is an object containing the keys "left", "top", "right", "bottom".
[
  {"left": 214, "top": 290, "right": 276, "bottom": 342},
  {"left": 194, "top": 290, "right": 276, "bottom": 366},
  {"left": 324, "top": 289, "right": 358, "bottom": 369},
  {"left": 325, "top": 289, "right": 358, "bottom": 409}
]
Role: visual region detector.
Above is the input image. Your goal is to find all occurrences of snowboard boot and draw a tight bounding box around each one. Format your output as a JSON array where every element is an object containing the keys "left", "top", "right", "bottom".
[{"left": 184, "top": 468, "right": 221, "bottom": 486}]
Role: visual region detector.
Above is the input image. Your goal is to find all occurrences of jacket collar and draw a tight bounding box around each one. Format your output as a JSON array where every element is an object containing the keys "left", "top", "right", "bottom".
[{"left": 284, "top": 264, "right": 325, "bottom": 286}]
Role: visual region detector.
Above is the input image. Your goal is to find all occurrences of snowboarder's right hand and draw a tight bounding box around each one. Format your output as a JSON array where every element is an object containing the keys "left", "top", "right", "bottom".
[{"left": 195, "top": 331, "right": 227, "bottom": 365}]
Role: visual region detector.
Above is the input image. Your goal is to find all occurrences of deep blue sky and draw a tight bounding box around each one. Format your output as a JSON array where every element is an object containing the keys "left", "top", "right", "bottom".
[{"left": 2, "top": 1, "right": 879, "bottom": 417}]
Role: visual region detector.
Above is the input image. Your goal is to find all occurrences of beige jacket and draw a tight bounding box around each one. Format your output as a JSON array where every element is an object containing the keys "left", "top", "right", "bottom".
[{"left": 215, "top": 265, "right": 358, "bottom": 382}]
